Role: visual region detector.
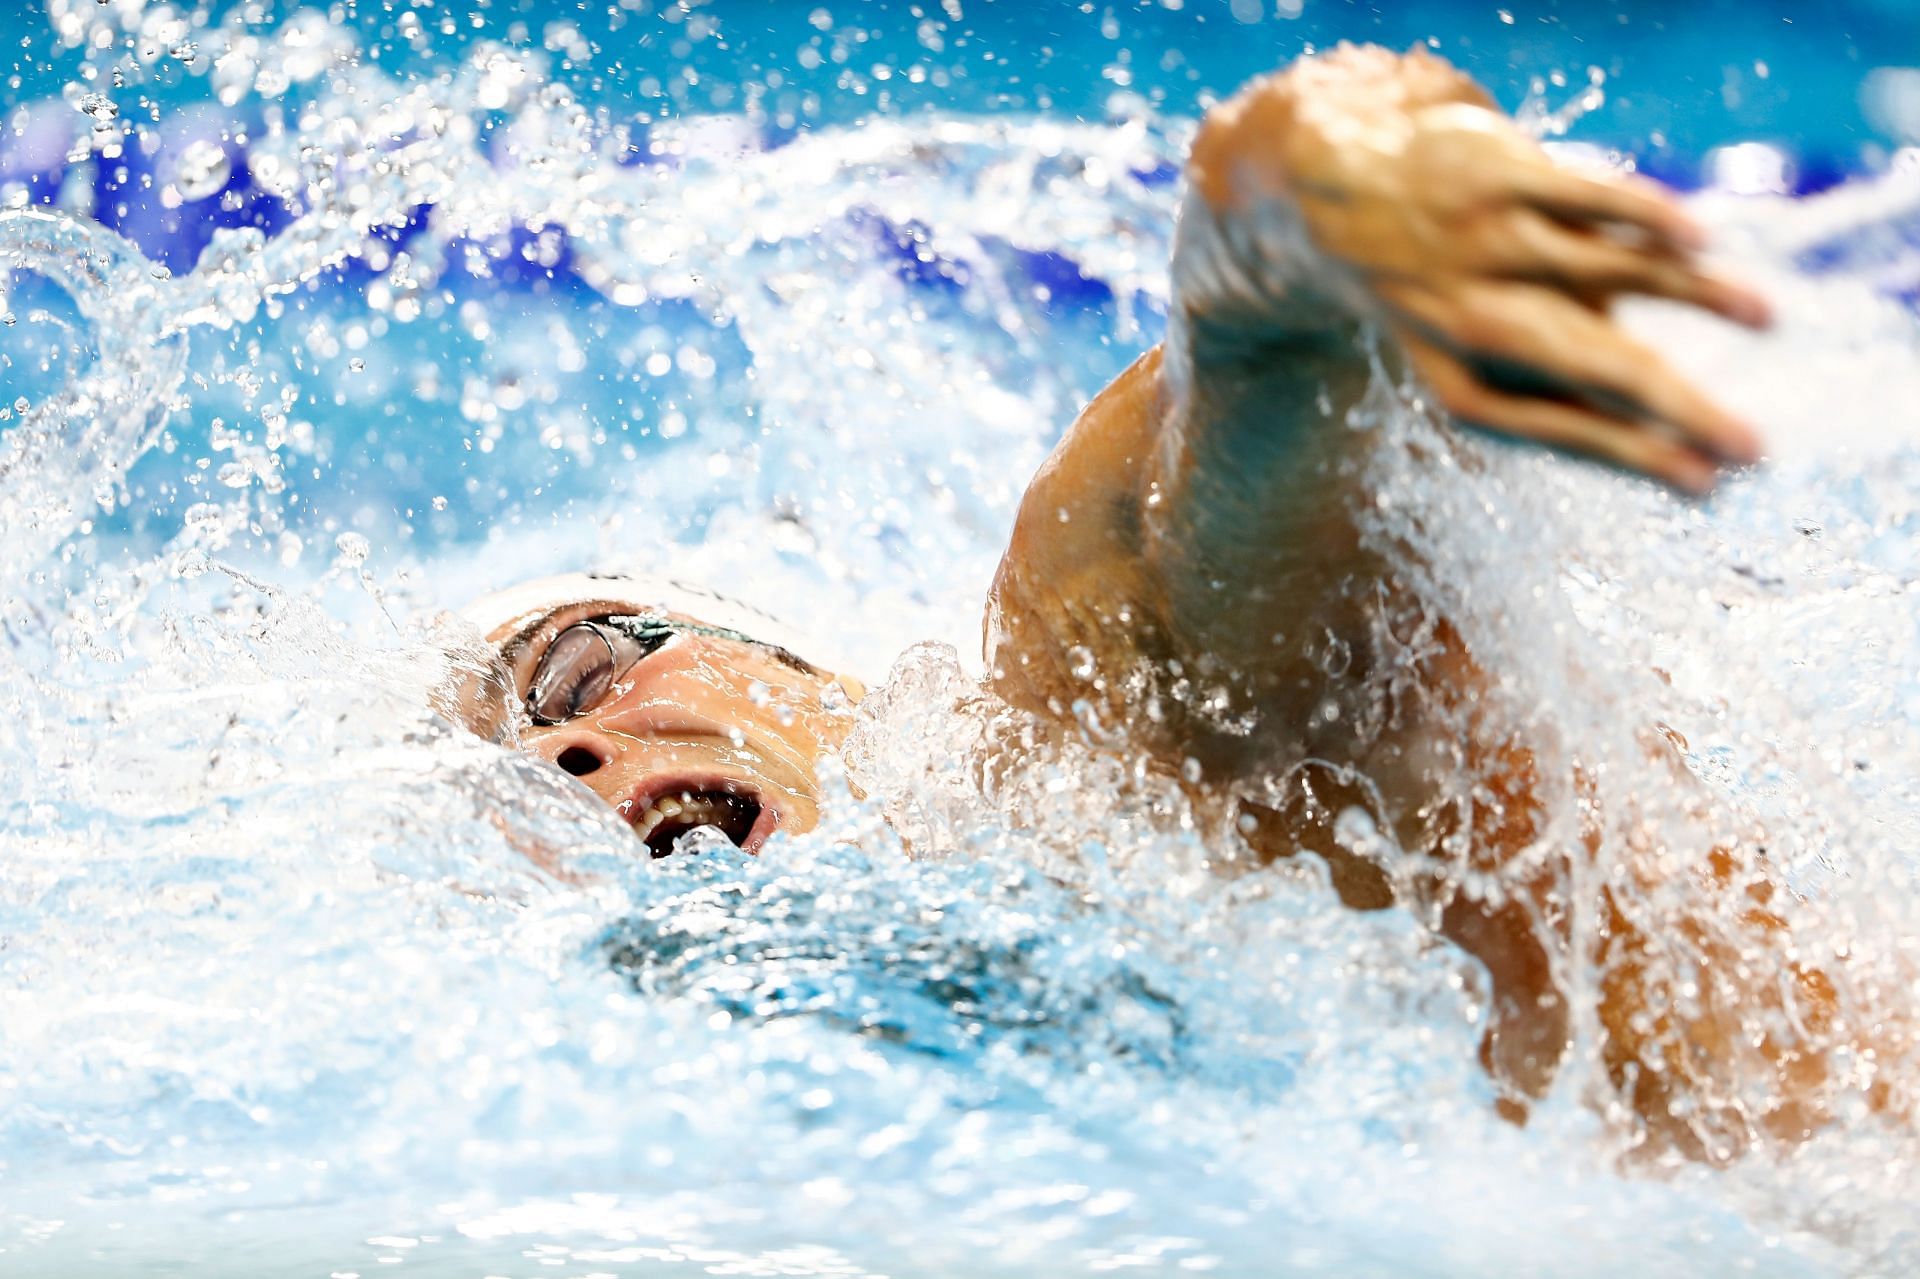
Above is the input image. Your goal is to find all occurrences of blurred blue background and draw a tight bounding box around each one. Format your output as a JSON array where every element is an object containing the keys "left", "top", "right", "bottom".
[
  {"left": 7, "top": 0, "right": 1918, "bottom": 175},
  {"left": 4, "top": 0, "right": 1917, "bottom": 571}
]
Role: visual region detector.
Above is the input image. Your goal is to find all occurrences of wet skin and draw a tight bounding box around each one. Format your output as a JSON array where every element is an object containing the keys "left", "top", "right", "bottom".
[
  {"left": 984, "top": 45, "right": 1898, "bottom": 1159},
  {"left": 484, "top": 598, "right": 858, "bottom": 856}
]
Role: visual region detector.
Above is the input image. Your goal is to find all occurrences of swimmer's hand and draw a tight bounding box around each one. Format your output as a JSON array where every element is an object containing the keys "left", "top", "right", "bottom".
[{"left": 1187, "top": 45, "right": 1772, "bottom": 492}]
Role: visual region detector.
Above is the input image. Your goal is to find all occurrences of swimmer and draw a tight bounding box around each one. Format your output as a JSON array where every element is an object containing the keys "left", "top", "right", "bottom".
[{"left": 459, "top": 47, "right": 1898, "bottom": 1160}]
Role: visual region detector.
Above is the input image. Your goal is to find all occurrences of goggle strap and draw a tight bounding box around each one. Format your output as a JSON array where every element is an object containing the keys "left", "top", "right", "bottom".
[
  {"left": 600, "top": 613, "right": 818, "bottom": 674},
  {"left": 600, "top": 613, "right": 759, "bottom": 648}
]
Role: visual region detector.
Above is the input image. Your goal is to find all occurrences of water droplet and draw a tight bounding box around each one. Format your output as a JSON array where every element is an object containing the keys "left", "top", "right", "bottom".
[
  {"left": 12, "top": 396, "right": 29, "bottom": 414},
  {"left": 170, "top": 139, "right": 232, "bottom": 202},
  {"left": 173, "top": 548, "right": 211, "bottom": 579},
  {"left": 430, "top": 495, "right": 448, "bottom": 511},
  {"left": 348, "top": 358, "right": 366, "bottom": 373},
  {"left": 182, "top": 502, "right": 225, "bottom": 534},
  {"left": 76, "top": 93, "right": 117, "bottom": 121},
  {"left": 334, "top": 532, "right": 371, "bottom": 565},
  {"left": 1, "top": 313, "right": 14, "bottom": 326}
]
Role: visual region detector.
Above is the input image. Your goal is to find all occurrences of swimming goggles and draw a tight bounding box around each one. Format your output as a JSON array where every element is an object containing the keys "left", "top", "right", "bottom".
[{"left": 525, "top": 613, "right": 811, "bottom": 725}]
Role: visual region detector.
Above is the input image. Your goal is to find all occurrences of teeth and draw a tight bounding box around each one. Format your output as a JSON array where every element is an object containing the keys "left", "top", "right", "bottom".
[{"left": 631, "top": 793, "right": 735, "bottom": 841}]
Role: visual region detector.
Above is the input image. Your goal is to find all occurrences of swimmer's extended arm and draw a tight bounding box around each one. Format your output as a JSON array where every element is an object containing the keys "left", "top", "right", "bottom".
[
  {"left": 987, "top": 45, "right": 1770, "bottom": 781},
  {"left": 985, "top": 50, "right": 1898, "bottom": 1154}
]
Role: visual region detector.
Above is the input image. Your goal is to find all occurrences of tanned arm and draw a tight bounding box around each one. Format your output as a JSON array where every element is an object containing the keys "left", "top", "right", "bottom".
[
  {"left": 980, "top": 46, "right": 1893, "bottom": 1159},
  {"left": 989, "top": 46, "right": 1765, "bottom": 775}
]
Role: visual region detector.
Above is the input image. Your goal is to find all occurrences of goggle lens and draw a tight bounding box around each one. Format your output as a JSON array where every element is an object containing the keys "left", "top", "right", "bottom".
[
  {"left": 523, "top": 614, "right": 805, "bottom": 726},
  {"left": 527, "top": 622, "right": 628, "bottom": 725}
]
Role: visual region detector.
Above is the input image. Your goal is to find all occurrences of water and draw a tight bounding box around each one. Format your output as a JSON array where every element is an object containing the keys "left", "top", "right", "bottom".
[{"left": 4, "top": 2, "right": 1920, "bottom": 1275}]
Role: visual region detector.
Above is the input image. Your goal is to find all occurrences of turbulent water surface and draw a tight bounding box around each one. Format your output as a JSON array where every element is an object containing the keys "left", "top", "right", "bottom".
[{"left": 4, "top": 3, "right": 1920, "bottom": 1276}]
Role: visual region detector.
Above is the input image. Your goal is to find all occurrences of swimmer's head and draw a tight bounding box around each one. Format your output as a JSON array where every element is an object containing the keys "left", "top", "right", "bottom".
[{"left": 457, "top": 572, "right": 865, "bottom": 857}]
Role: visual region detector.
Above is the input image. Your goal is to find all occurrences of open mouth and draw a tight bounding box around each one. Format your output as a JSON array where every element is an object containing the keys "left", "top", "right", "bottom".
[{"left": 628, "top": 785, "right": 767, "bottom": 858}]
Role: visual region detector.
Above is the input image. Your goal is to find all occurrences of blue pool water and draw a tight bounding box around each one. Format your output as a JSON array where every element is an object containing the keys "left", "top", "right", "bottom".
[{"left": 4, "top": 2, "right": 1920, "bottom": 1275}]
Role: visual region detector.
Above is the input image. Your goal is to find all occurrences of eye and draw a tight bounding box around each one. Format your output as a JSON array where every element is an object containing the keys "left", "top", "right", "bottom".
[{"left": 526, "top": 624, "right": 619, "bottom": 725}]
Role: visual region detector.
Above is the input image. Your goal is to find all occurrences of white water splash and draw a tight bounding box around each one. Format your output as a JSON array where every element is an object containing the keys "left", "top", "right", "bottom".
[{"left": 4, "top": 7, "right": 1920, "bottom": 1277}]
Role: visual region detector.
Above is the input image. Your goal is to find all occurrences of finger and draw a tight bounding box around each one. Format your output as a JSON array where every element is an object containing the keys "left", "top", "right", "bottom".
[
  {"left": 1402, "top": 337, "right": 1723, "bottom": 493},
  {"left": 1382, "top": 281, "right": 1763, "bottom": 464},
  {"left": 1509, "top": 165, "right": 1706, "bottom": 250},
  {"left": 1492, "top": 211, "right": 1773, "bottom": 330}
]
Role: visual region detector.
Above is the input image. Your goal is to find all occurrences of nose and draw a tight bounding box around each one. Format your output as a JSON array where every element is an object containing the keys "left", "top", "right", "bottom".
[
  {"left": 535, "top": 732, "right": 610, "bottom": 778},
  {"left": 554, "top": 744, "right": 604, "bottom": 776}
]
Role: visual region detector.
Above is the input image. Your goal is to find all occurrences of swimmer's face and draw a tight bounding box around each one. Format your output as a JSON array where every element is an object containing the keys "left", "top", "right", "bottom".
[{"left": 482, "top": 599, "right": 860, "bottom": 856}]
